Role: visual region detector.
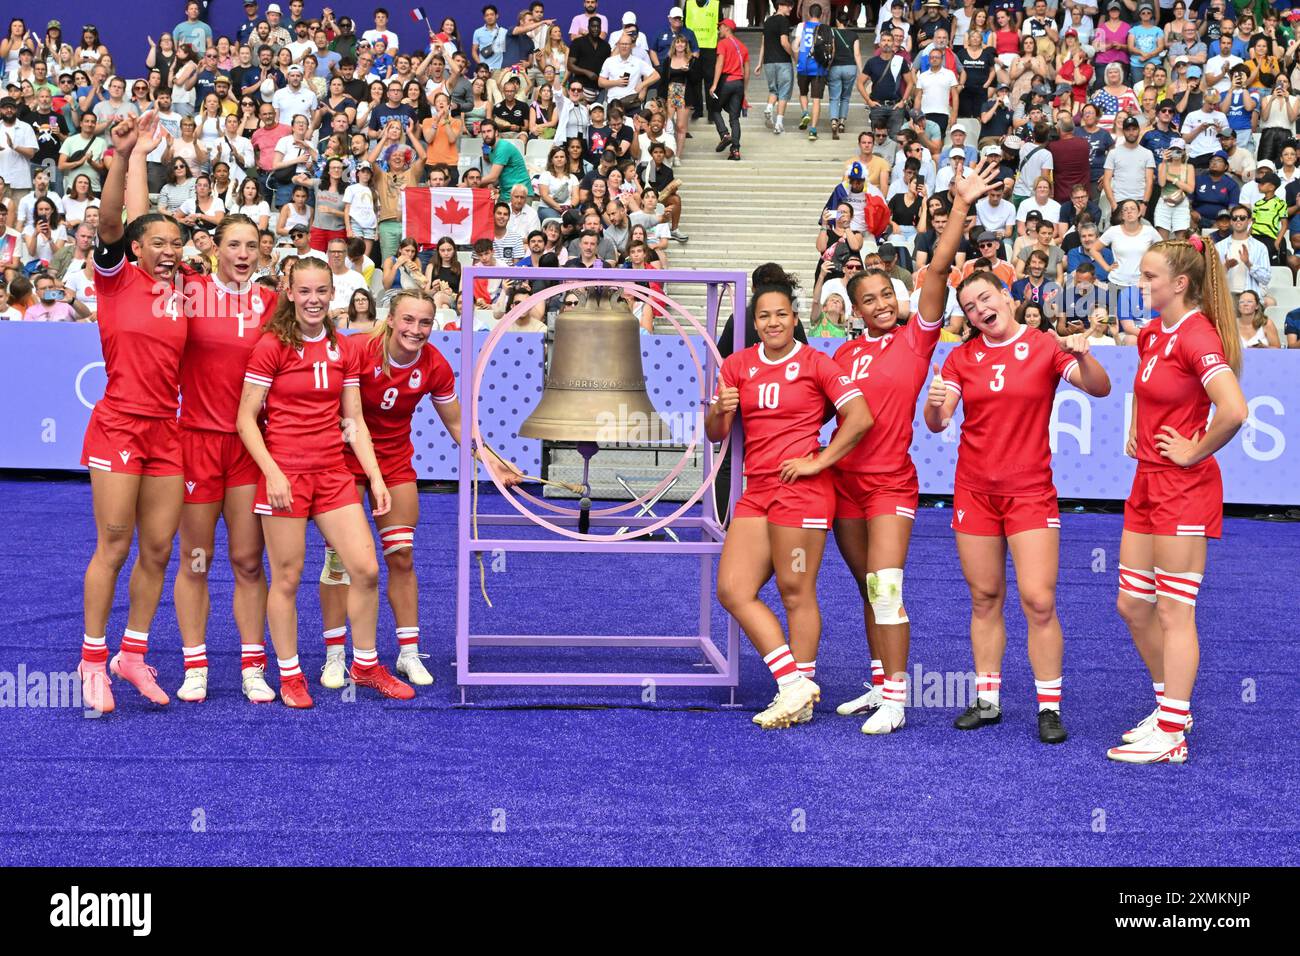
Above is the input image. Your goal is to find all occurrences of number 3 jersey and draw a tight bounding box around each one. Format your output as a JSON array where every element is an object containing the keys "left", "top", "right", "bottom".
[
  {"left": 343, "top": 334, "right": 457, "bottom": 470},
  {"left": 941, "top": 326, "right": 1078, "bottom": 496},
  {"left": 1133, "top": 311, "right": 1230, "bottom": 471},
  {"left": 244, "top": 329, "right": 361, "bottom": 473},
  {"left": 714, "top": 342, "right": 863, "bottom": 477}
]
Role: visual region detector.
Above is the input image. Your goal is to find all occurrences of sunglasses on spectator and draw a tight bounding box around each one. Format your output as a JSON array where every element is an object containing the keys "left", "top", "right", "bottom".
[
  {"left": 843, "top": 261, "right": 862, "bottom": 271},
  {"left": 1231, "top": 214, "right": 1251, "bottom": 221}
]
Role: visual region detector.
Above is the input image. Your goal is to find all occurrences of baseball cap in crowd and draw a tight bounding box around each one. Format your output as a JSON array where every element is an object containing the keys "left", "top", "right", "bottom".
[
  {"left": 1169, "top": 138, "right": 1187, "bottom": 151},
  {"left": 47, "top": 19, "right": 61, "bottom": 29},
  {"left": 981, "top": 143, "right": 1002, "bottom": 158},
  {"left": 923, "top": 0, "right": 943, "bottom": 7},
  {"left": 875, "top": 243, "right": 898, "bottom": 261},
  {"left": 267, "top": 3, "right": 282, "bottom": 13},
  {"left": 286, "top": 64, "right": 304, "bottom": 76},
  {"left": 720, "top": 18, "right": 737, "bottom": 30},
  {"left": 847, "top": 161, "right": 865, "bottom": 180},
  {"left": 1121, "top": 116, "right": 1141, "bottom": 130},
  {"left": 1212, "top": 149, "right": 1230, "bottom": 161},
  {"left": 1214, "top": 209, "right": 1231, "bottom": 222},
  {"left": 1257, "top": 159, "right": 1277, "bottom": 171},
  {"left": 0, "top": 96, "right": 17, "bottom": 108},
  {"left": 623, "top": 12, "right": 637, "bottom": 25},
  {"left": 289, "top": 225, "right": 308, "bottom": 236},
  {"left": 668, "top": 6, "right": 684, "bottom": 16},
  {"left": 977, "top": 231, "right": 999, "bottom": 244},
  {"left": 1002, "top": 135, "right": 1024, "bottom": 150},
  {"left": 1218, "top": 128, "right": 1237, "bottom": 139}
]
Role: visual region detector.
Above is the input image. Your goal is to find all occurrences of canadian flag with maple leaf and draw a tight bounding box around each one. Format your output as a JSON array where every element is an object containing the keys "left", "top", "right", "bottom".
[{"left": 401, "top": 187, "right": 493, "bottom": 246}]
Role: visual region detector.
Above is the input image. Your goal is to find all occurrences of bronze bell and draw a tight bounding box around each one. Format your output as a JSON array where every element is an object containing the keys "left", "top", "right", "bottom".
[{"left": 519, "top": 297, "right": 670, "bottom": 443}]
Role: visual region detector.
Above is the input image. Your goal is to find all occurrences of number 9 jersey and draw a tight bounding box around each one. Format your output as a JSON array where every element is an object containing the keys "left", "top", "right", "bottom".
[{"left": 342, "top": 333, "right": 458, "bottom": 486}]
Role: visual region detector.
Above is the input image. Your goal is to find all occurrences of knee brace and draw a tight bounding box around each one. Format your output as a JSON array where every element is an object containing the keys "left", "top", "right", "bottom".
[
  {"left": 1154, "top": 567, "right": 1203, "bottom": 607},
  {"left": 319, "top": 546, "right": 351, "bottom": 586},
  {"left": 1118, "top": 564, "right": 1157, "bottom": 604},
  {"left": 379, "top": 525, "right": 415, "bottom": 556},
  {"left": 866, "top": 568, "right": 908, "bottom": 625}
]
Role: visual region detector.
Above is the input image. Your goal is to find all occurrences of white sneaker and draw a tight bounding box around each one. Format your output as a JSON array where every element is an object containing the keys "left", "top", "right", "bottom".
[
  {"left": 1121, "top": 707, "right": 1194, "bottom": 743},
  {"left": 836, "top": 683, "right": 883, "bottom": 716},
  {"left": 753, "top": 691, "right": 813, "bottom": 725},
  {"left": 320, "top": 652, "right": 348, "bottom": 689},
  {"left": 241, "top": 665, "right": 277, "bottom": 703},
  {"left": 395, "top": 652, "right": 434, "bottom": 686},
  {"left": 754, "top": 677, "right": 820, "bottom": 730},
  {"left": 861, "top": 702, "right": 905, "bottom": 735},
  {"left": 774, "top": 121, "right": 783, "bottom": 135},
  {"left": 1107, "top": 729, "right": 1189, "bottom": 764},
  {"left": 764, "top": 108, "right": 774, "bottom": 129},
  {"left": 176, "top": 667, "right": 208, "bottom": 703}
]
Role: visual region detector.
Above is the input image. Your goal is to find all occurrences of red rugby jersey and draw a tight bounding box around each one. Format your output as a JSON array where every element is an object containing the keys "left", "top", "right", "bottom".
[
  {"left": 243, "top": 329, "right": 360, "bottom": 473},
  {"left": 180, "top": 274, "right": 278, "bottom": 433},
  {"left": 941, "top": 326, "right": 1078, "bottom": 496},
  {"left": 832, "top": 311, "right": 944, "bottom": 474},
  {"left": 1133, "top": 310, "right": 1231, "bottom": 471},
  {"left": 343, "top": 334, "right": 457, "bottom": 467},
  {"left": 92, "top": 240, "right": 187, "bottom": 418},
  {"left": 714, "top": 341, "right": 863, "bottom": 477}
]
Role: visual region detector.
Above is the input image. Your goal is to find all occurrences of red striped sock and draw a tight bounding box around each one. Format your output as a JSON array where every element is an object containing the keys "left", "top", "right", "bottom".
[
  {"left": 1157, "top": 696, "right": 1190, "bottom": 734},
  {"left": 323, "top": 626, "right": 347, "bottom": 651},
  {"left": 763, "top": 644, "right": 800, "bottom": 687},
  {"left": 870, "top": 659, "right": 885, "bottom": 687},
  {"left": 1035, "top": 676, "right": 1062, "bottom": 712},
  {"left": 277, "top": 655, "right": 302, "bottom": 679},
  {"left": 882, "top": 676, "right": 906, "bottom": 707},
  {"left": 1152, "top": 681, "right": 1165, "bottom": 709},
  {"left": 81, "top": 634, "right": 108, "bottom": 666},
  {"left": 182, "top": 644, "right": 208, "bottom": 670},
  {"left": 353, "top": 646, "right": 379, "bottom": 670},
  {"left": 977, "top": 672, "right": 1001, "bottom": 706},
  {"left": 120, "top": 628, "right": 149, "bottom": 655},
  {"left": 796, "top": 659, "right": 816, "bottom": 680},
  {"left": 240, "top": 643, "right": 267, "bottom": 669},
  {"left": 396, "top": 626, "right": 420, "bottom": 653}
]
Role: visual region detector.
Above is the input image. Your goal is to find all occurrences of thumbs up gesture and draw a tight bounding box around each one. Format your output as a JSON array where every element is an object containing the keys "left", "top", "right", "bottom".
[{"left": 926, "top": 362, "right": 947, "bottom": 408}]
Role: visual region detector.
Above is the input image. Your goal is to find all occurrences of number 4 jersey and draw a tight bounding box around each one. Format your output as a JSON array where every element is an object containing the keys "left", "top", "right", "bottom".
[
  {"left": 244, "top": 329, "right": 361, "bottom": 474},
  {"left": 941, "top": 325, "right": 1078, "bottom": 496}
]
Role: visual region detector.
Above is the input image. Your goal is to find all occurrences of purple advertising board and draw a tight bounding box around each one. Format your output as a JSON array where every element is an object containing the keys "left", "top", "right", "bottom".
[{"left": 0, "top": 324, "right": 1294, "bottom": 505}]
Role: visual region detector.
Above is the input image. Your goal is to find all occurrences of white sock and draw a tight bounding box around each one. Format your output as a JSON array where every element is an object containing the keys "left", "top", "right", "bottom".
[
  {"left": 977, "top": 672, "right": 1001, "bottom": 707},
  {"left": 1153, "top": 680, "right": 1165, "bottom": 709},
  {"left": 1035, "top": 677, "right": 1062, "bottom": 713},
  {"left": 353, "top": 646, "right": 379, "bottom": 668}
]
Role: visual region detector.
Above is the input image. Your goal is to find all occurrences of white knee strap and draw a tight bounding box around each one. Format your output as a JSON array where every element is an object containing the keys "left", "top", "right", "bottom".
[
  {"left": 867, "top": 568, "right": 908, "bottom": 625},
  {"left": 380, "top": 525, "right": 415, "bottom": 556},
  {"left": 319, "top": 546, "right": 351, "bottom": 586},
  {"left": 1118, "top": 564, "right": 1157, "bottom": 604},
  {"left": 1154, "top": 567, "right": 1203, "bottom": 607}
]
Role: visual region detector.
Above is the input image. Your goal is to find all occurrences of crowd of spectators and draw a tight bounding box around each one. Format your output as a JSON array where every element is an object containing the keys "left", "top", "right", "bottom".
[
  {"left": 768, "top": 0, "right": 1300, "bottom": 348},
  {"left": 0, "top": 1, "right": 727, "bottom": 331}
]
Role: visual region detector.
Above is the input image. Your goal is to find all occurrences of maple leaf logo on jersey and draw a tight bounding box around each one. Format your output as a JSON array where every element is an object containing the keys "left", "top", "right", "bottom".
[
  {"left": 326, "top": 344, "right": 341, "bottom": 362},
  {"left": 975, "top": 351, "right": 985, "bottom": 362},
  {"left": 1164, "top": 333, "right": 1179, "bottom": 357},
  {"left": 881, "top": 334, "right": 893, "bottom": 348},
  {"left": 1014, "top": 341, "right": 1029, "bottom": 361},
  {"left": 251, "top": 295, "right": 266, "bottom": 314},
  {"left": 409, "top": 368, "right": 422, "bottom": 389},
  {"left": 435, "top": 198, "right": 470, "bottom": 226},
  {"left": 784, "top": 362, "right": 800, "bottom": 381}
]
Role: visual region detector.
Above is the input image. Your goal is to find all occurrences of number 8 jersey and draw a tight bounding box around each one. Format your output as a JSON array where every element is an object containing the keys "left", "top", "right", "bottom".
[
  {"left": 714, "top": 342, "right": 863, "bottom": 476},
  {"left": 941, "top": 326, "right": 1078, "bottom": 496},
  {"left": 244, "top": 329, "right": 361, "bottom": 473},
  {"left": 1133, "top": 310, "right": 1229, "bottom": 471}
]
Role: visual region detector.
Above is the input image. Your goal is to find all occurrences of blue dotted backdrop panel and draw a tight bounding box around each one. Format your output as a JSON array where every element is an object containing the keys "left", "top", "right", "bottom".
[
  {"left": 416, "top": 333, "right": 544, "bottom": 480},
  {"left": 642, "top": 336, "right": 706, "bottom": 443}
]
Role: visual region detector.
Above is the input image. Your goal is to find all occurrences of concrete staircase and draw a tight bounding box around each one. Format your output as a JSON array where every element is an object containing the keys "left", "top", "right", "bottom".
[{"left": 662, "top": 29, "right": 852, "bottom": 327}]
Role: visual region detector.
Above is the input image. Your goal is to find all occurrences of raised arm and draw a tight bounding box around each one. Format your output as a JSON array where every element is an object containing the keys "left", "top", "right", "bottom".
[{"left": 918, "top": 159, "right": 1000, "bottom": 325}]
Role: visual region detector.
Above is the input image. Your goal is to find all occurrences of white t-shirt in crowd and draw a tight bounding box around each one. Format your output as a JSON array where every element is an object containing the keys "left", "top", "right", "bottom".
[
  {"left": 342, "top": 183, "right": 378, "bottom": 229},
  {"left": 328, "top": 268, "right": 369, "bottom": 312},
  {"left": 1099, "top": 223, "right": 1161, "bottom": 286},
  {"left": 599, "top": 54, "right": 655, "bottom": 102},
  {"left": 1016, "top": 197, "right": 1062, "bottom": 225},
  {"left": 271, "top": 85, "right": 319, "bottom": 126},
  {"left": 915, "top": 68, "right": 959, "bottom": 116},
  {"left": 976, "top": 196, "right": 1017, "bottom": 234}
]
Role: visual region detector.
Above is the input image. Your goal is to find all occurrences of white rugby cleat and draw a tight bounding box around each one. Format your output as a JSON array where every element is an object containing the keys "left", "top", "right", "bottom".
[
  {"left": 176, "top": 667, "right": 208, "bottom": 703},
  {"left": 1107, "top": 730, "right": 1189, "bottom": 764},
  {"left": 320, "top": 652, "right": 348, "bottom": 690},
  {"left": 861, "top": 703, "right": 905, "bottom": 735},
  {"left": 241, "top": 665, "right": 277, "bottom": 703},
  {"left": 1122, "top": 707, "right": 1194, "bottom": 743},
  {"left": 836, "top": 682, "right": 883, "bottom": 716},
  {"left": 395, "top": 652, "right": 434, "bottom": 686},
  {"left": 754, "top": 677, "right": 820, "bottom": 730}
]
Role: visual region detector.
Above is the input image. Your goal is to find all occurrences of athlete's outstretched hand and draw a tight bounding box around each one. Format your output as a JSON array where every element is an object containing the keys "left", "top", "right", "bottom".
[
  {"left": 133, "top": 110, "right": 166, "bottom": 158},
  {"left": 951, "top": 157, "right": 1003, "bottom": 207},
  {"left": 1061, "top": 332, "right": 1091, "bottom": 357},
  {"left": 1154, "top": 425, "right": 1202, "bottom": 468},
  {"left": 485, "top": 450, "right": 524, "bottom": 487}
]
